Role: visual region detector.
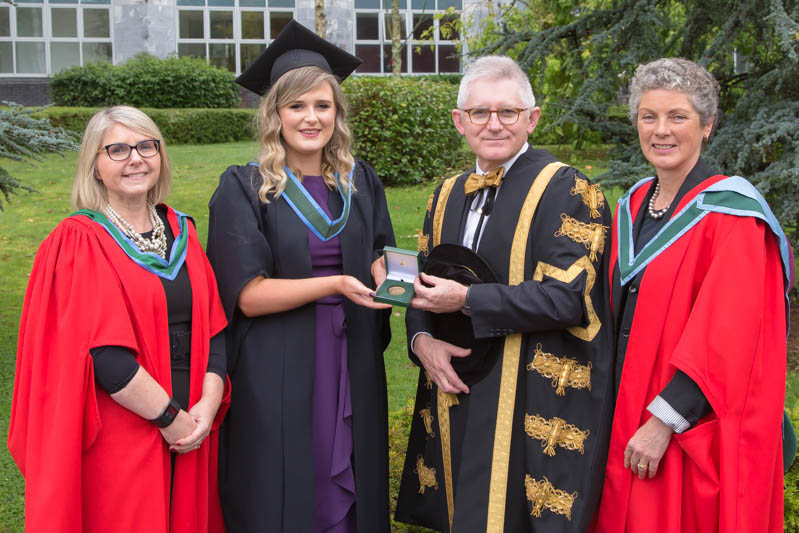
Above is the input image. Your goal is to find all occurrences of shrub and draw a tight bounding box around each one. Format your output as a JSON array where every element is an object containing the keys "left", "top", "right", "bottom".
[
  {"left": 52, "top": 54, "right": 240, "bottom": 109},
  {"left": 32, "top": 107, "right": 256, "bottom": 145},
  {"left": 344, "top": 77, "right": 463, "bottom": 186}
]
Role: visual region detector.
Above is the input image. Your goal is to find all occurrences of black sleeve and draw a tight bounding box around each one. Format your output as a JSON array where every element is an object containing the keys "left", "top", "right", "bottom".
[
  {"left": 90, "top": 345, "right": 140, "bottom": 394},
  {"left": 205, "top": 331, "right": 227, "bottom": 379},
  {"left": 659, "top": 370, "right": 713, "bottom": 427}
]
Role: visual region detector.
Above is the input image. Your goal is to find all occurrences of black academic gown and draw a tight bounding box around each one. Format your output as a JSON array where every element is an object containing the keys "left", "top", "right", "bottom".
[
  {"left": 395, "top": 147, "right": 615, "bottom": 532},
  {"left": 206, "top": 160, "right": 395, "bottom": 533}
]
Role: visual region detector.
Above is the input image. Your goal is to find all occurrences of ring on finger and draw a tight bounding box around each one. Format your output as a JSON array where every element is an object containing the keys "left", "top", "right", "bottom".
[{"left": 637, "top": 463, "right": 647, "bottom": 470}]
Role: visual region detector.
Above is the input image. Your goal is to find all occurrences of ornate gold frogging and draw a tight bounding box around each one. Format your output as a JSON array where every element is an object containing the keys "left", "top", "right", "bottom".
[
  {"left": 416, "top": 229, "right": 430, "bottom": 255},
  {"left": 419, "top": 406, "right": 435, "bottom": 438},
  {"left": 570, "top": 176, "right": 604, "bottom": 219},
  {"left": 532, "top": 257, "right": 601, "bottom": 341},
  {"left": 424, "top": 371, "right": 433, "bottom": 390},
  {"left": 527, "top": 344, "right": 591, "bottom": 396},
  {"left": 554, "top": 214, "right": 608, "bottom": 262},
  {"left": 524, "top": 475, "right": 578, "bottom": 520},
  {"left": 524, "top": 414, "right": 590, "bottom": 456},
  {"left": 415, "top": 455, "right": 439, "bottom": 494}
]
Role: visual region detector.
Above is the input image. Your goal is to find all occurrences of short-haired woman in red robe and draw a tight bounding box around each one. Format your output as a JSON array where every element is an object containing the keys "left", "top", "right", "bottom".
[
  {"left": 595, "top": 58, "right": 791, "bottom": 533},
  {"left": 8, "top": 106, "right": 229, "bottom": 533}
]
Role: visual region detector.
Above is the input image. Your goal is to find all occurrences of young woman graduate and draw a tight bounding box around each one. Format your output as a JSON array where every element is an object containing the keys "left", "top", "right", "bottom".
[
  {"left": 206, "top": 20, "right": 396, "bottom": 533},
  {"left": 8, "top": 106, "right": 229, "bottom": 533}
]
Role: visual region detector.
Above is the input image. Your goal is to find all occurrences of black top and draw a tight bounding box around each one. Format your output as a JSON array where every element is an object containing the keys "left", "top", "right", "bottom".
[{"left": 90, "top": 206, "right": 225, "bottom": 400}]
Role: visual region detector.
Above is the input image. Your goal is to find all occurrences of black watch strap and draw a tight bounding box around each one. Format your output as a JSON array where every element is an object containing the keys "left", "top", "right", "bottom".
[{"left": 150, "top": 398, "right": 181, "bottom": 428}]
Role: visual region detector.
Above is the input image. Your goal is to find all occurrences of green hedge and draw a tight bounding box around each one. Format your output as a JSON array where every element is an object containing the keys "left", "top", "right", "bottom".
[
  {"left": 32, "top": 107, "right": 256, "bottom": 145},
  {"left": 51, "top": 54, "right": 240, "bottom": 109},
  {"left": 344, "top": 77, "right": 464, "bottom": 186}
]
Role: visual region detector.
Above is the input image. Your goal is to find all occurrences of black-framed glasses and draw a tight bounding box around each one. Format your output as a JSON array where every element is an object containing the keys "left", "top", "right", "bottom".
[
  {"left": 100, "top": 139, "right": 161, "bottom": 161},
  {"left": 462, "top": 108, "right": 528, "bottom": 125}
]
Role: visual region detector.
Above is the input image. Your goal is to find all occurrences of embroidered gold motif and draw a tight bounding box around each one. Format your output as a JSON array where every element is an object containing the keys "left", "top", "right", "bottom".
[
  {"left": 532, "top": 257, "right": 601, "bottom": 341},
  {"left": 487, "top": 161, "right": 566, "bottom": 533},
  {"left": 527, "top": 344, "right": 592, "bottom": 396},
  {"left": 524, "top": 414, "right": 590, "bottom": 457},
  {"left": 416, "top": 229, "right": 430, "bottom": 255},
  {"left": 424, "top": 371, "right": 433, "bottom": 390},
  {"left": 415, "top": 455, "right": 439, "bottom": 494},
  {"left": 524, "top": 475, "right": 578, "bottom": 520},
  {"left": 554, "top": 214, "right": 608, "bottom": 262},
  {"left": 419, "top": 406, "right": 436, "bottom": 439},
  {"left": 426, "top": 193, "right": 434, "bottom": 213},
  {"left": 570, "top": 176, "right": 604, "bottom": 219}
]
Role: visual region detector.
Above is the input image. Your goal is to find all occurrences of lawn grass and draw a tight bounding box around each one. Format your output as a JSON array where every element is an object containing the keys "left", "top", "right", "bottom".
[{"left": 1, "top": 142, "right": 795, "bottom": 531}]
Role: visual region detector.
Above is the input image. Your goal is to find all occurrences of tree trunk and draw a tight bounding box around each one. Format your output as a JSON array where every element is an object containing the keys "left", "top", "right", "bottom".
[
  {"left": 391, "top": 0, "right": 402, "bottom": 76},
  {"left": 314, "top": 0, "right": 326, "bottom": 37}
]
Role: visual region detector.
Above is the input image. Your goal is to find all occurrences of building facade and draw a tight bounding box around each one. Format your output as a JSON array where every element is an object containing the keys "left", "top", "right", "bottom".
[{"left": 0, "top": 0, "right": 485, "bottom": 105}]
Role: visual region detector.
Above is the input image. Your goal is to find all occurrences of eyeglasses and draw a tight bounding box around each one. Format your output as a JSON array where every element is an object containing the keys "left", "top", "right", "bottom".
[
  {"left": 100, "top": 139, "right": 161, "bottom": 161},
  {"left": 462, "top": 108, "right": 528, "bottom": 125}
]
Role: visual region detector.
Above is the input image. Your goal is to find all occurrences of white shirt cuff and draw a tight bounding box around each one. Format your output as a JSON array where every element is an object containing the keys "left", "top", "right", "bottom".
[
  {"left": 411, "top": 332, "right": 433, "bottom": 356},
  {"left": 647, "top": 395, "right": 691, "bottom": 434}
]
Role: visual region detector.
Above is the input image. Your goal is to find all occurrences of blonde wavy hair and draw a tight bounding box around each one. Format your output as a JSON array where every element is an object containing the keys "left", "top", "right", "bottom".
[
  {"left": 253, "top": 66, "right": 355, "bottom": 203},
  {"left": 71, "top": 106, "right": 172, "bottom": 211}
]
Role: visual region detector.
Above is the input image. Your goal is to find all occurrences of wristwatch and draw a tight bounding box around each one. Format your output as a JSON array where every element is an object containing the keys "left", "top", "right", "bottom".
[{"left": 150, "top": 398, "right": 181, "bottom": 428}]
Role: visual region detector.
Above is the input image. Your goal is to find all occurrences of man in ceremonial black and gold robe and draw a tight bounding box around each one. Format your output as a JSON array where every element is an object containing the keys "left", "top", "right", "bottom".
[{"left": 394, "top": 55, "right": 615, "bottom": 533}]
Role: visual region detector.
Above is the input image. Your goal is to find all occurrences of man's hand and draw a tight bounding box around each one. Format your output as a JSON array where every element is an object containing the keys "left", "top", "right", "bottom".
[
  {"left": 413, "top": 334, "right": 471, "bottom": 394},
  {"left": 411, "top": 273, "right": 468, "bottom": 314}
]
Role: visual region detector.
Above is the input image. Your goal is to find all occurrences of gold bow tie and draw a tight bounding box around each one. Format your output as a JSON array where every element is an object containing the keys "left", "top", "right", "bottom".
[{"left": 464, "top": 166, "right": 505, "bottom": 195}]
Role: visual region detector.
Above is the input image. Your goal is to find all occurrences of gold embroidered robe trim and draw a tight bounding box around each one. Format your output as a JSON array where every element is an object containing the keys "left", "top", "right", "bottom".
[
  {"left": 426, "top": 193, "right": 435, "bottom": 213},
  {"left": 553, "top": 214, "right": 608, "bottom": 261},
  {"left": 527, "top": 343, "right": 592, "bottom": 396},
  {"left": 415, "top": 455, "right": 439, "bottom": 494},
  {"left": 416, "top": 229, "right": 430, "bottom": 255},
  {"left": 524, "top": 475, "right": 578, "bottom": 520},
  {"left": 486, "top": 161, "right": 565, "bottom": 533},
  {"left": 532, "top": 256, "right": 601, "bottom": 341},
  {"left": 432, "top": 174, "right": 460, "bottom": 248},
  {"left": 524, "top": 414, "right": 590, "bottom": 456},
  {"left": 437, "top": 389, "right": 458, "bottom": 531},
  {"left": 419, "top": 407, "right": 435, "bottom": 438},
  {"left": 570, "top": 176, "right": 604, "bottom": 219}
]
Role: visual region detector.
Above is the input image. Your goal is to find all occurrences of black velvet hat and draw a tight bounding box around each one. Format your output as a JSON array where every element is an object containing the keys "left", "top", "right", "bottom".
[
  {"left": 236, "top": 19, "right": 363, "bottom": 96},
  {"left": 422, "top": 244, "right": 500, "bottom": 386}
]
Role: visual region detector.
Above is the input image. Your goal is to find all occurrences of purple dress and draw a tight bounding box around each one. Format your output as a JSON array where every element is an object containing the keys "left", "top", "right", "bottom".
[{"left": 304, "top": 175, "right": 357, "bottom": 533}]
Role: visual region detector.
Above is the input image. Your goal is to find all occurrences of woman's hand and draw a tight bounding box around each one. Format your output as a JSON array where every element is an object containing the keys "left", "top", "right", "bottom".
[
  {"left": 339, "top": 275, "right": 392, "bottom": 309},
  {"left": 624, "top": 415, "right": 674, "bottom": 479},
  {"left": 371, "top": 255, "right": 387, "bottom": 288},
  {"left": 170, "top": 397, "right": 218, "bottom": 453},
  {"left": 158, "top": 409, "right": 198, "bottom": 448}
]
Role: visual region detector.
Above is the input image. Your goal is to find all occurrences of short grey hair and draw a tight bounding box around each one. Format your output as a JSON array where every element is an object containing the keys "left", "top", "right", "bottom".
[
  {"left": 457, "top": 55, "right": 536, "bottom": 109},
  {"left": 628, "top": 57, "right": 719, "bottom": 126}
]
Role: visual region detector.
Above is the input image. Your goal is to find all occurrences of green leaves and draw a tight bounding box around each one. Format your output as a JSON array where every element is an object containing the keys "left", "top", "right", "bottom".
[
  {"left": 51, "top": 53, "right": 240, "bottom": 109},
  {"left": 343, "top": 77, "right": 465, "bottom": 186}
]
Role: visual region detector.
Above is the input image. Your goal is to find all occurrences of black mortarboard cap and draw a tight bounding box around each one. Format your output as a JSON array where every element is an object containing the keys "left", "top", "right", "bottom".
[
  {"left": 422, "top": 244, "right": 501, "bottom": 386},
  {"left": 236, "top": 19, "right": 363, "bottom": 96}
]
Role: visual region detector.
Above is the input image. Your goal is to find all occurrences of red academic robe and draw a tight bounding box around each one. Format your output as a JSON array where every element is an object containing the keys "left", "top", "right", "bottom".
[
  {"left": 595, "top": 177, "right": 785, "bottom": 533},
  {"left": 8, "top": 206, "right": 229, "bottom": 533}
]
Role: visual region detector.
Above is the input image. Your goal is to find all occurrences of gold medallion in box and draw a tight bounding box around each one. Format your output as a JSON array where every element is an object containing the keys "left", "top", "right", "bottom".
[{"left": 373, "top": 247, "right": 421, "bottom": 307}]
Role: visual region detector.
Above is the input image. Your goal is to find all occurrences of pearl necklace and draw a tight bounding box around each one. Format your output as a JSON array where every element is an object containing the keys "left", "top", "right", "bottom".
[
  {"left": 103, "top": 202, "right": 167, "bottom": 258},
  {"left": 647, "top": 181, "right": 671, "bottom": 220}
]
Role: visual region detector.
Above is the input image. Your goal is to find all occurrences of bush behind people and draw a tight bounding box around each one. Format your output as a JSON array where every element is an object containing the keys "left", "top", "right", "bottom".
[{"left": 52, "top": 54, "right": 240, "bottom": 108}]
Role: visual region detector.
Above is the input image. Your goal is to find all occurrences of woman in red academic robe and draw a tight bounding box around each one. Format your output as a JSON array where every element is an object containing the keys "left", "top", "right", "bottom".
[
  {"left": 8, "top": 106, "right": 228, "bottom": 533},
  {"left": 594, "top": 58, "right": 790, "bottom": 533}
]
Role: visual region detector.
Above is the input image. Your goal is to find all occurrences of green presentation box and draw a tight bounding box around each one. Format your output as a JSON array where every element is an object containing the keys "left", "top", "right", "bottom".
[{"left": 373, "top": 246, "right": 421, "bottom": 307}]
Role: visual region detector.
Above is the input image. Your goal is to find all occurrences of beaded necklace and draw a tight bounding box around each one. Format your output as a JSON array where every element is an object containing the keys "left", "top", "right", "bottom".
[
  {"left": 647, "top": 181, "right": 671, "bottom": 220},
  {"left": 103, "top": 201, "right": 167, "bottom": 258}
]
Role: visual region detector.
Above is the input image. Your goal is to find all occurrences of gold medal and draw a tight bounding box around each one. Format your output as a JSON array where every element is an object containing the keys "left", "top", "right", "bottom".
[{"left": 388, "top": 285, "right": 406, "bottom": 296}]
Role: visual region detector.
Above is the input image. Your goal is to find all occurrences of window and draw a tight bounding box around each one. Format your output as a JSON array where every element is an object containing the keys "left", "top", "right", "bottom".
[
  {"left": 354, "top": 0, "right": 461, "bottom": 75},
  {"left": 176, "top": 0, "right": 294, "bottom": 75},
  {"left": 0, "top": 0, "right": 111, "bottom": 76}
]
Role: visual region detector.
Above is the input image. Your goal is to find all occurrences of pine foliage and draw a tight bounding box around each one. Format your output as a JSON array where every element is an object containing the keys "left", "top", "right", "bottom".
[
  {"left": 470, "top": 0, "right": 799, "bottom": 241},
  {"left": 0, "top": 102, "right": 80, "bottom": 210}
]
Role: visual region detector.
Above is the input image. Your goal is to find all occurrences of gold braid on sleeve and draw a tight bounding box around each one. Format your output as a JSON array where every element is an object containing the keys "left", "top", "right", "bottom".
[
  {"left": 553, "top": 214, "right": 608, "bottom": 262},
  {"left": 570, "top": 176, "right": 604, "bottom": 219}
]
